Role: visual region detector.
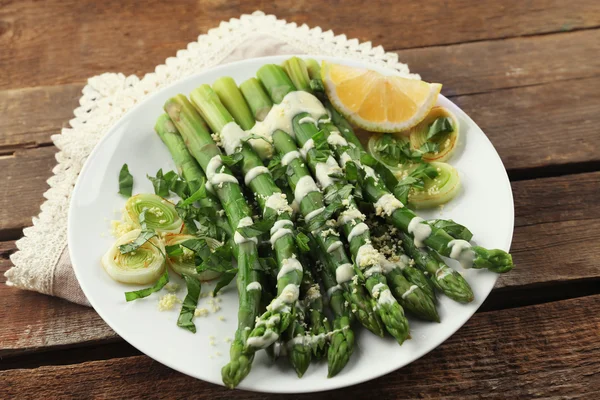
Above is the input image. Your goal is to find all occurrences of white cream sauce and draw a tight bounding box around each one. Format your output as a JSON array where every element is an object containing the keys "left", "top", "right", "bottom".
[
  {"left": 448, "top": 239, "right": 475, "bottom": 269},
  {"left": 281, "top": 150, "right": 301, "bottom": 166},
  {"left": 234, "top": 216, "right": 258, "bottom": 245},
  {"left": 347, "top": 222, "right": 369, "bottom": 243},
  {"left": 246, "top": 282, "right": 262, "bottom": 291},
  {"left": 335, "top": 263, "right": 355, "bottom": 284},
  {"left": 244, "top": 166, "right": 270, "bottom": 186},
  {"left": 315, "top": 156, "right": 342, "bottom": 189},
  {"left": 276, "top": 257, "right": 303, "bottom": 280},
  {"left": 408, "top": 217, "right": 432, "bottom": 248},
  {"left": 294, "top": 175, "right": 320, "bottom": 204},
  {"left": 374, "top": 193, "right": 404, "bottom": 217},
  {"left": 305, "top": 206, "right": 325, "bottom": 222},
  {"left": 326, "top": 241, "right": 343, "bottom": 253}
]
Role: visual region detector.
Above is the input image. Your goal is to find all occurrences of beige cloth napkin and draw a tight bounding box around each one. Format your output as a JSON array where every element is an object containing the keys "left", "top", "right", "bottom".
[{"left": 4, "top": 11, "right": 415, "bottom": 307}]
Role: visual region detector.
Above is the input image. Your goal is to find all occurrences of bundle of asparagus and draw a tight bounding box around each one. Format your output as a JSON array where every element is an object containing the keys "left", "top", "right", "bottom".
[{"left": 104, "top": 56, "right": 514, "bottom": 389}]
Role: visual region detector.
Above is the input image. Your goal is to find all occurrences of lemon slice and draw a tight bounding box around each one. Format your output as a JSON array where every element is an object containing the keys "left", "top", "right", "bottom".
[{"left": 321, "top": 61, "right": 442, "bottom": 132}]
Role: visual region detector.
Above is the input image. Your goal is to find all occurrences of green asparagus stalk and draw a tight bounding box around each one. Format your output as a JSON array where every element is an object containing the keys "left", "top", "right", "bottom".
[
  {"left": 154, "top": 114, "right": 232, "bottom": 238},
  {"left": 401, "top": 232, "right": 474, "bottom": 303},
  {"left": 314, "top": 98, "right": 514, "bottom": 273},
  {"left": 163, "top": 95, "right": 261, "bottom": 389},
  {"left": 257, "top": 64, "right": 296, "bottom": 104},
  {"left": 259, "top": 62, "right": 436, "bottom": 327},
  {"left": 213, "top": 77, "right": 256, "bottom": 130},
  {"left": 300, "top": 267, "right": 330, "bottom": 359},
  {"left": 271, "top": 127, "right": 384, "bottom": 337},
  {"left": 289, "top": 113, "right": 410, "bottom": 343},
  {"left": 239, "top": 78, "right": 273, "bottom": 121},
  {"left": 190, "top": 85, "right": 310, "bottom": 364},
  {"left": 282, "top": 57, "right": 313, "bottom": 93},
  {"left": 312, "top": 238, "right": 355, "bottom": 377},
  {"left": 304, "top": 58, "right": 321, "bottom": 82},
  {"left": 286, "top": 301, "right": 312, "bottom": 377}
]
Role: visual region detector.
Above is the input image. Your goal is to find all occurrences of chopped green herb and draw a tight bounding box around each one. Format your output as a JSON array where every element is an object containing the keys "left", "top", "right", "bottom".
[
  {"left": 118, "top": 229, "right": 156, "bottom": 254},
  {"left": 419, "top": 142, "right": 440, "bottom": 154},
  {"left": 220, "top": 153, "right": 243, "bottom": 167},
  {"left": 257, "top": 257, "right": 277, "bottom": 274},
  {"left": 430, "top": 219, "right": 473, "bottom": 241},
  {"left": 179, "top": 177, "right": 207, "bottom": 206},
  {"left": 124, "top": 267, "right": 169, "bottom": 301},
  {"left": 213, "top": 268, "right": 238, "bottom": 296},
  {"left": 165, "top": 244, "right": 184, "bottom": 257},
  {"left": 426, "top": 117, "right": 454, "bottom": 141},
  {"left": 295, "top": 232, "right": 311, "bottom": 253},
  {"left": 236, "top": 217, "right": 275, "bottom": 239},
  {"left": 118, "top": 164, "right": 134, "bottom": 197},
  {"left": 393, "top": 163, "right": 439, "bottom": 204},
  {"left": 177, "top": 274, "right": 201, "bottom": 333}
]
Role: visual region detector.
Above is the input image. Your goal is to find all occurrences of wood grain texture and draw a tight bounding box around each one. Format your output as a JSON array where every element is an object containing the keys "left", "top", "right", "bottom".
[
  {"left": 1, "top": 295, "right": 598, "bottom": 399},
  {"left": 497, "top": 172, "right": 600, "bottom": 289},
  {"left": 1, "top": 171, "right": 598, "bottom": 354},
  {"left": 398, "top": 28, "right": 600, "bottom": 97},
  {"left": 454, "top": 75, "right": 600, "bottom": 170},
  {"left": 0, "top": 245, "right": 118, "bottom": 356},
  {"left": 2, "top": 27, "right": 599, "bottom": 157},
  {"left": 0, "top": 146, "right": 56, "bottom": 240},
  {"left": 1, "top": 0, "right": 599, "bottom": 90},
  {"left": 0, "top": 84, "right": 83, "bottom": 154}
]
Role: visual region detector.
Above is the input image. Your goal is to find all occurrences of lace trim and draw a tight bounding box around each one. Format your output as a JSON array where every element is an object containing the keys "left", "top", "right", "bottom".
[{"left": 5, "top": 10, "right": 416, "bottom": 296}]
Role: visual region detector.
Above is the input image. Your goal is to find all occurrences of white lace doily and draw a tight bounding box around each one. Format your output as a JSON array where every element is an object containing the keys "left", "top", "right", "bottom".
[{"left": 5, "top": 11, "right": 417, "bottom": 304}]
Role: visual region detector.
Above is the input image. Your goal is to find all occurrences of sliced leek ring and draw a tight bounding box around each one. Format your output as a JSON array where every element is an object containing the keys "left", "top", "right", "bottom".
[
  {"left": 409, "top": 162, "right": 461, "bottom": 209},
  {"left": 124, "top": 194, "right": 183, "bottom": 234},
  {"left": 164, "top": 234, "right": 223, "bottom": 282},
  {"left": 409, "top": 107, "right": 459, "bottom": 162},
  {"left": 101, "top": 229, "right": 166, "bottom": 284},
  {"left": 367, "top": 133, "right": 411, "bottom": 171}
]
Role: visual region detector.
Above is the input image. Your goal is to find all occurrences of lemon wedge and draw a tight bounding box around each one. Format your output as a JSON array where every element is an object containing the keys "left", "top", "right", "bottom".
[{"left": 321, "top": 61, "right": 442, "bottom": 132}]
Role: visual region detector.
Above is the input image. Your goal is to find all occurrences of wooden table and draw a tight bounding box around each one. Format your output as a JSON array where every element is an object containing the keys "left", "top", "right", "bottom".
[{"left": 1, "top": 1, "right": 599, "bottom": 398}]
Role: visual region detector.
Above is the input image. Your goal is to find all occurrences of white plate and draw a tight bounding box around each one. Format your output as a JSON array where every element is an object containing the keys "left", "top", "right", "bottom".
[{"left": 68, "top": 55, "right": 514, "bottom": 393}]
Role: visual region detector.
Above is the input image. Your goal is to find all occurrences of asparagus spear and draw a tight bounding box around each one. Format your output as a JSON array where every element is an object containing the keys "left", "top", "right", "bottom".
[
  {"left": 190, "top": 85, "right": 311, "bottom": 365},
  {"left": 290, "top": 115, "right": 410, "bottom": 342},
  {"left": 311, "top": 236, "right": 355, "bottom": 377},
  {"left": 270, "top": 125, "right": 385, "bottom": 337},
  {"left": 305, "top": 58, "right": 513, "bottom": 274},
  {"left": 163, "top": 95, "right": 261, "bottom": 389},
  {"left": 239, "top": 78, "right": 273, "bottom": 121},
  {"left": 322, "top": 100, "right": 514, "bottom": 273},
  {"left": 154, "top": 114, "right": 232, "bottom": 238},
  {"left": 401, "top": 232, "right": 474, "bottom": 303},
  {"left": 248, "top": 66, "right": 385, "bottom": 337},
  {"left": 259, "top": 61, "right": 436, "bottom": 326},
  {"left": 286, "top": 299, "right": 312, "bottom": 377},
  {"left": 300, "top": 266, "right": 330, "bottom": 359}
]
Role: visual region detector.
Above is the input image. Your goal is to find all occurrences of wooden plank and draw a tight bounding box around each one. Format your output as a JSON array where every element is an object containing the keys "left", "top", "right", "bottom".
[
  {"left": 0, "top": 146, "right": 55, "bottom": 240},
  {"left": 2, "top": 29, "right": 600, "bottom": 153},
  {"left": 0, "top": 84, "right": 82, "bottom": 154},
  {"left": 1, "top": 295, "right": 598, "bottom": 399},
  {"left": 397, "top": 28, "right": 600, "bottom": 97},
  {"left": 496, "top": 171, "right": 600, "bottom": 289},
  {"left": 1, "top": 171, "right": 598, "bottom": 354},
  {"left": 455, "top": 75, "right": 600, "bottom": 170},
  {"left": 2, "top": 0, "right": 599, "bottom": 90},
  {"left": 0, "top": 243, "right": 118, "bottom": 355}
]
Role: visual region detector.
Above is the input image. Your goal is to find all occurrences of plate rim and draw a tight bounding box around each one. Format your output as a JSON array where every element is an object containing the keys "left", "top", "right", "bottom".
[{"left": 68, "top": 54, "right": 514, "bottom": 393}]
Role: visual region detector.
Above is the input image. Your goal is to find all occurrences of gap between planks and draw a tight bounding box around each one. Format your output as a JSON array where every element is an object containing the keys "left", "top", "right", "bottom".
[{"left": 0, "top": 294, "right": 598, "bottom": 399}]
